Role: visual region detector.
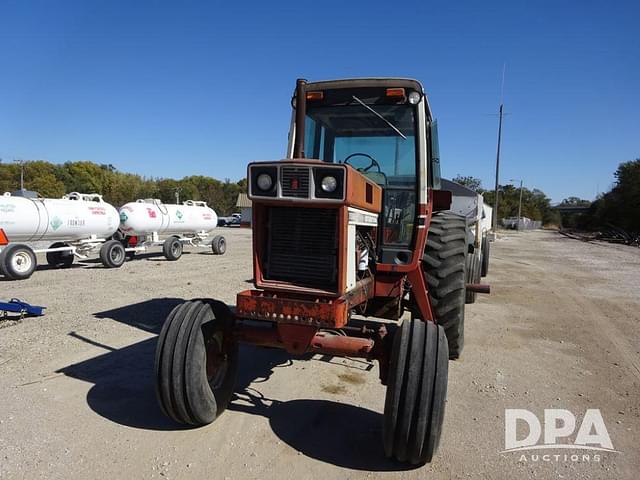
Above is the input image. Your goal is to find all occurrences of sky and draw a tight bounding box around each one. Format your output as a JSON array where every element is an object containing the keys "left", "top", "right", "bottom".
[{"left": 0, "top": 0, "right": 638, "bottom": 203}]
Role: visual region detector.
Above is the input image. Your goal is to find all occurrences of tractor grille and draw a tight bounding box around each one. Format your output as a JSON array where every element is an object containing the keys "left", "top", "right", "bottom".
[
  {"left": 265, "top": 207, "right": 338, "bottom": 290},
  {"left": 281, "top": 167, "right": 310, "bottom": 198}
]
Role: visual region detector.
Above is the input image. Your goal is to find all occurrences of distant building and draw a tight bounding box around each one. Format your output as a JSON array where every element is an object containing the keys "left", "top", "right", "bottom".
[{"left": 236, "top": 193, "right": 252, "bottom": 227}]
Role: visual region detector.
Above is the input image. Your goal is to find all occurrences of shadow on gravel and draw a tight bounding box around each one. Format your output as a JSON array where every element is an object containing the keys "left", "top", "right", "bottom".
[
  {"left": 57, "top": 298, "right": 186, "bottom": 430},
  {"left": 58, "top": 298, "right": 408, "bottom": 470},
  {"left": 227, "top": 346, "right": 410, "bottom": 472},
  {"left": 58, "top": 336, "right": 182, "bottom": 430},
  {"left": 93, "top": 297, "right": 184, "bottom": 333}
]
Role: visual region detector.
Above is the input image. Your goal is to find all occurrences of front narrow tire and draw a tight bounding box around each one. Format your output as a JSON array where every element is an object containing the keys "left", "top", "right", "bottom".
[
  {"left": 383, "top": 319, "right": 449, "bottom": 465},
  {"left": 155, "top": 299, "right": 238, "bottom": 425}
]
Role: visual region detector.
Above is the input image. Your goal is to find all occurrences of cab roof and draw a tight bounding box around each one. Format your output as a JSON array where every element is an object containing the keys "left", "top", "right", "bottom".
[{"left": 300, "top": 77, "right": 433, "bottom": 119}]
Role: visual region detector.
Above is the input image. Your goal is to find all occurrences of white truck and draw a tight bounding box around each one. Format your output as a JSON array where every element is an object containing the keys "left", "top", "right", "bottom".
[{"left": 442, "top": 179, "right": 493, "bottom": 303}]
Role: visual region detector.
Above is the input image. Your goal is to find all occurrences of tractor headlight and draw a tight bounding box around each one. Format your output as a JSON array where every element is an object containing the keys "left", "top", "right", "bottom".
[
  {"left": 257, "top": 173, "right": 273, "bottom": 191},
  {"left": 408, "top": 91, "right": 421, "bottom": 105},
  {"left": 320, "top": 175, "right": 337, "bottom": 193},
  {"left": 313, "top": 167, "right": 344, "bottom": 199}
]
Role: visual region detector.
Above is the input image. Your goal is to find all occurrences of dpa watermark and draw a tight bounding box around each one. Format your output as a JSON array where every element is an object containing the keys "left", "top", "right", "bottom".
[{"left": 503, "top": 409, "right": 618, "bottom": 463}]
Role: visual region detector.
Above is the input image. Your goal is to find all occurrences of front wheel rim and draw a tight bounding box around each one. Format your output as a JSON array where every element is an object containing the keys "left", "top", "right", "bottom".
[
  {"left": 205, "top": 331, "right": 229, "bottom": 390},
  {"left": 12, "top": 251, "right": 33, "bottom": 273}
]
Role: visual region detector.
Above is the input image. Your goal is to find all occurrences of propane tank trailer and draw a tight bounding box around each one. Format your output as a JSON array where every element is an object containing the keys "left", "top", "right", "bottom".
[
  {"left": 0, "top": 191, "right": 125, "bottom": 280},
  {"left": 117, "top": 199, "right": 226, "bottom": 261}
]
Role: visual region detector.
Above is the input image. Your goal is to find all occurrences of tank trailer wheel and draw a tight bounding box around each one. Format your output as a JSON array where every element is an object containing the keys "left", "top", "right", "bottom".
[
  {"left": 0, "top": 244, "right": 37, "bottom": 280},
  {"left": 155, "top": 299, "right": 239, "bottom": 425},
  {"left": 46, "top": 242, "right": 74, "bottom": 269},
  {"left": 163, "top": 236, "right": 183, "bottom": 261},
  {"left": 211, "top": 235, "right": 226, "bottom": 255},
  {"left": 465, "top": 250, "right": 481, "bottom": 304},
  {"left": 383, "top": 319, "right": 449, "bottom": 465},
  {"left": 422, "top": 212, "right": 467, "bottom": 359},
  {"left": 100, "top": 240, "right": 126, "bottom": 268},
  {"left": 480, "top": 235, "right": 490, "bottom": 277}
]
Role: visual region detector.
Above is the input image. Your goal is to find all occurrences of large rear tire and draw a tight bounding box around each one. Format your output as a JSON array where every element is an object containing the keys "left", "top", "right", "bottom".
[
  {"left": 383, "top": 319, "right": 448, "bottom": 465},
  {"left": 155, "top": 299, "right": 238, "bottom": 425},
  {"left": 465, "top": 250, "right": 481, "bottom": 304},
  {"left": 422, "top": 212, "right": 467, "bottom": 359},
  {"left": 481, "top": 235, "right": 490, "bottom": 277}
]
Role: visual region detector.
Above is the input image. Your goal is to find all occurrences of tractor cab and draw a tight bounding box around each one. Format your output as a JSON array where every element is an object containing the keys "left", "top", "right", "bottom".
[{"left": 286, "top": 78, "right": 442, "bottom": 267}]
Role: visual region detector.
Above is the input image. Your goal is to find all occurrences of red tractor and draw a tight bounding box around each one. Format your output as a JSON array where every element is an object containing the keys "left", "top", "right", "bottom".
[{"left": 155, "top": 78, "right": 487, "bottom": 465}]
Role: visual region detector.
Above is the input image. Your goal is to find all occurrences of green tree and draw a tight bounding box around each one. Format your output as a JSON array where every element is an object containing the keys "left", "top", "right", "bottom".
[
  {"left": 590, "top": 158, "right": 640, "bottom": 233},
  {"left": 452, "top": 175, "right": 483, "bottom": 192},
  {"left": 483, "top": 184, "right": 559, "bottom": 225},
  {"left": 0, "top": 158, "right": 247, "bottom": 214}
]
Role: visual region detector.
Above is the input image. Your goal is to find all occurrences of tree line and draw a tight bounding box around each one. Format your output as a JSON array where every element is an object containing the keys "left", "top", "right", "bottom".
[
  {"left": 454, "top": 157, "right": 640, "bottom": 233},
  {"left": 452, "top": 175, "right": 561, "bottom": 226},
  {"left": 0, "top": 160, "right": 247, "bottom": 215},
  {"left": 560, "top": 158, "right": 640, "bottom": 233}
]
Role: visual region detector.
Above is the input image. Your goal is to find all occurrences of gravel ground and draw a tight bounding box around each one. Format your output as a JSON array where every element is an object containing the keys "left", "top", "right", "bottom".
[{"left": 0, "top": 228, "right": 638, "bottom": 479}]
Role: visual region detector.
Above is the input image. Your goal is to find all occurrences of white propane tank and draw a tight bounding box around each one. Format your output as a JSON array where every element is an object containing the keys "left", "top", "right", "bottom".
[
  {"left": 0, "top": 192, "right": 120, "bottom": 242},
  {"left": 119, "top": 199, "right": 218, "bottom": 236}
]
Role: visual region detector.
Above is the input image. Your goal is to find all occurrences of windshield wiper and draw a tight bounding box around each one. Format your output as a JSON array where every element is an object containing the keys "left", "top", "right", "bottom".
[{"left": 352, "top": 95, "right": 407, "bottom": 140}]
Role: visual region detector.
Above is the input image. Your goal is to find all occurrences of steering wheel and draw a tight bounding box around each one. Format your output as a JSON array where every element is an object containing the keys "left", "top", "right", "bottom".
[{"left": 342, "top": 153, "right": 383, "bottom": 174}]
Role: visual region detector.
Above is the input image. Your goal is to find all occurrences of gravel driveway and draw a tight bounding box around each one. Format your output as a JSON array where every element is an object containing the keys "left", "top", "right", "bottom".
[{"left": 0, "top": 229, "right": 638, "bottom": 479}]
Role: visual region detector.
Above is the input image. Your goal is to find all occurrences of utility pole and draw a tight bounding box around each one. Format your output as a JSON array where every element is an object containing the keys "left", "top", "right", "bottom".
[
  {"left": 174, "top": 187, "right": 182, "bottom": 204},
  {"left": 492, "top": 64, "right": 506, "bottom": 233},
  {"left": 492, "top": 104, "right": 503, "bottom": 232},
  {"left": 14, "top": 160, "right": 25, "bottom": 190}
]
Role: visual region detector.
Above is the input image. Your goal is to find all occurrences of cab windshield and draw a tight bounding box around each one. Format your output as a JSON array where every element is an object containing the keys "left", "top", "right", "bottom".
[{"left": 304, "top": 103, "right": 418, "bottom": 246}]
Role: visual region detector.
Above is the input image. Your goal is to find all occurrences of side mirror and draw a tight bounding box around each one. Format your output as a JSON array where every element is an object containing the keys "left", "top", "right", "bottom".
[{"left": 432, "top": 189, "right": 452, "bottom": 212}]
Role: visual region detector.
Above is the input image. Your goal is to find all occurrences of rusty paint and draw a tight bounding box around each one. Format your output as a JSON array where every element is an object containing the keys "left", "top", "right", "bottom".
[
  {"left": 234, "top": 321, "right": 376, "bottom": 358},
  {"left": 309, "top": 332, "right": 374, "bottom": 357},
  {"left": 236, "top": 289, "right": 349, "bottom": 327},
  {"left": 236, "top": 278, "right": 374, "bottom": 329},
  {"left": 374, "top": 274, "right": 404, "bottom": 297},
  {"left": 406, "top": 267, "right": 435, "bottom": 322},
  {"left": 278, "top": 323, "right": 319, "bottom": 354}
]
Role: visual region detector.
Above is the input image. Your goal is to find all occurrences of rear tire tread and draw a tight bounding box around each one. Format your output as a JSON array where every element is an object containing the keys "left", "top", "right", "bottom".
[{"left": 423, "top": 212, "right": 467, "bottom": 359}]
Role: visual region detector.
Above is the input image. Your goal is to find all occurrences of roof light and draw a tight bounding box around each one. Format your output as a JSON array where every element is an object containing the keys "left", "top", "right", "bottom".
[
  {"left": 386, "top": 88, "right": 405, "bottom": 98},
  {"left": 306, "top": 91, "right": 324, "bottom": 101}
]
